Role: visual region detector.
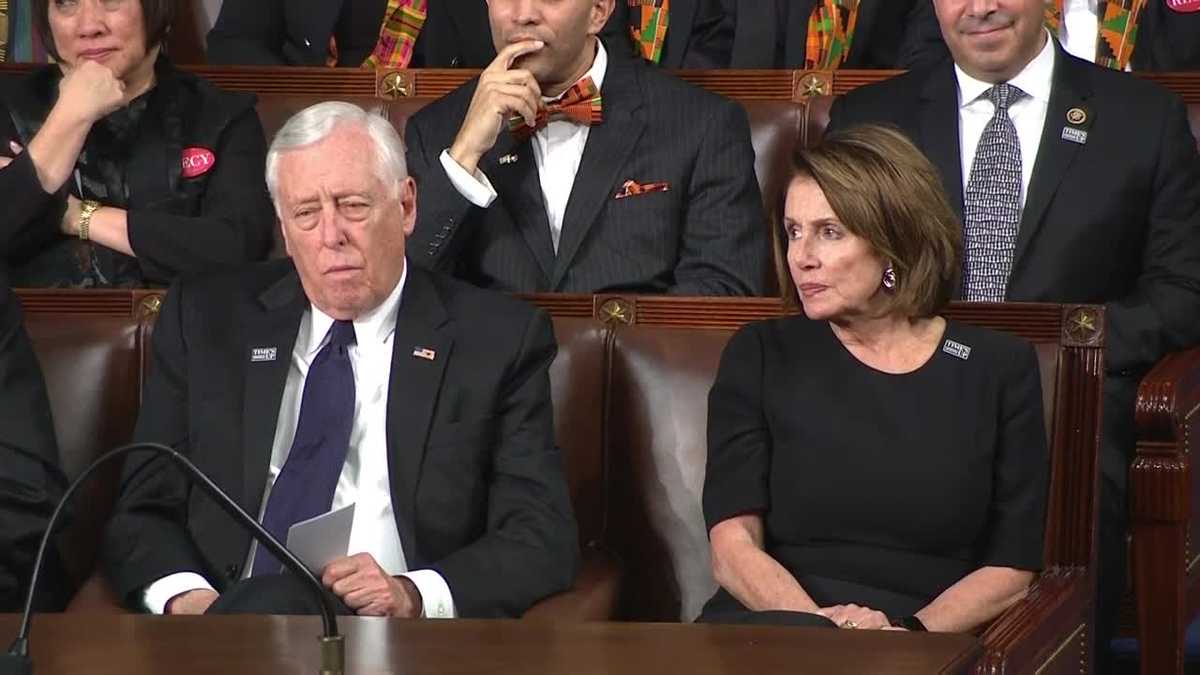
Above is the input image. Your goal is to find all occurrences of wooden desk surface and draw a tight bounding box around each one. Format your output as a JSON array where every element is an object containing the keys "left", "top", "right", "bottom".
[{"left": 1, "top": 614, "right": 981, "bottom": 674}]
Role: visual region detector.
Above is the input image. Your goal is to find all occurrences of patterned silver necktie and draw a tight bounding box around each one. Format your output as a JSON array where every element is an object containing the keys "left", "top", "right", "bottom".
[{"left": 962, "top": 83, "right": 1026, "bottom": 302}]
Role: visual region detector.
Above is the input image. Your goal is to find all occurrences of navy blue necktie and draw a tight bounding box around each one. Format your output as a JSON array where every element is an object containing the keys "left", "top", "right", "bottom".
[{"left": 252, "top": 320, "right": 357, "bottom": 576}]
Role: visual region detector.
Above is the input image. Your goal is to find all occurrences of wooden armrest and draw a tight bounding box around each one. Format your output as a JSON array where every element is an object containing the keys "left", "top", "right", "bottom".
[
  {"left": 976, "top": 567, "right": 1089, "bottom": 674},
  {"left": 65, "top": 571, "right": 128, "bottom": 614},
  {"left": 1128, "top": 346, "right": 1200, "bottom": 675},
  {"left": 1130, "top": 345, "right": 1200, "bottom": 526},
  {"left": 1135, "top": 345, "right": 1200, "bottom": 448},
  {"left": 522, "top": 547, "right": 622, "bottom": 622}
]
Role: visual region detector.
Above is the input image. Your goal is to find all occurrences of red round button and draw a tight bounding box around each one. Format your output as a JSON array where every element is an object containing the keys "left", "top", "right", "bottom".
[
  {"left": 1166, "top": 0, "right": 1200, "bottom": 13},
  {"left": 181, "top": 147, "right": 216, "bottom": 179}
]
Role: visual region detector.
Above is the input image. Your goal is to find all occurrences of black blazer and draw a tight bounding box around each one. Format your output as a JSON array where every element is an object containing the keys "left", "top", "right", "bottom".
[
  {"left": 0, "top": 58, "right": 274, "bottom": 286},
  {"left": 1132, "top": 3, "right": 1200, "bottom": 70},
  {"left": 728, "top": 0, "right": 948, "bottom": 70},
  {"left": 404, "top": 45, "right": 768, "bottom": 295},
  {"left": 829, "top": 43, "right": 1200, "bottom": 378},
  {"left": 0, "top": 281, "right": 68, "bottom": 611},
  {"left": 102, "top": 260, "right": 579, "bottom": 617}
]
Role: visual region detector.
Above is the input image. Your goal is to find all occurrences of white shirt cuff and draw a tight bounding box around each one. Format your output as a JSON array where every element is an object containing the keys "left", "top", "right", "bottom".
[
  {"left": 439, "top": 149, "right": 498, "bottom": 208},
  {"left": 400, "top": 569, "right": 457, "bottom": 619},
  {"left": 142, "top": 572, "right": 216, "bottom": 615}
]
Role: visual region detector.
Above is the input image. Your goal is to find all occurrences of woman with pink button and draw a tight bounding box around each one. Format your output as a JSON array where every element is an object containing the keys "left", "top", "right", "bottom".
[{"left": 0, "top": 0, "right": 273, "bottom": 288}]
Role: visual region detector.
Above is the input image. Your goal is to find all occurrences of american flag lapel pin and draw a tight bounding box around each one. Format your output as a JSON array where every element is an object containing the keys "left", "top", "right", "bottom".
[{"left": 412, "top": 346, "right": 437, "bottom": 361}]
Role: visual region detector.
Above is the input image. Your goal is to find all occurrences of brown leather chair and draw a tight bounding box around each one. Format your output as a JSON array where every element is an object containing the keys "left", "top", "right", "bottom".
[
  {"left": 605, "top": 325, "right": 727, "bottom": 622},
  {"left": 744, "top": 101, "right": 804, "bottom": 297},
  {"left": 525, "top": 315, "right": 621, "bottom": 620},
  {"left": 21, "top": 309, "right": 148, "bottom": 611}
]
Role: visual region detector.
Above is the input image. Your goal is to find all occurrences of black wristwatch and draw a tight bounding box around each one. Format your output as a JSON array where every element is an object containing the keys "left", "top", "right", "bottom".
[{"left": 889, "top": 615, "right": 928, "bottom": 631}]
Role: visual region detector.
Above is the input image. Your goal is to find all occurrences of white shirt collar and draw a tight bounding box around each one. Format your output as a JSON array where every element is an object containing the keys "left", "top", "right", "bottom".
[
  {"left": 303, "top": 259, "right": 408, "bottom": 355},
  {"left": 955, "top": 29, "right": 1057, "bottom": 109},
  {"left": 543, "top": 39, "right": 608, "bottom": 104}
]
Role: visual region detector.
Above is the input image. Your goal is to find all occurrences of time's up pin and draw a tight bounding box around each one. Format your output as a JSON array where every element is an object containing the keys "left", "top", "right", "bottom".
[{"left": 1061, "top": 107, "right": 1089, "bottom": 145}]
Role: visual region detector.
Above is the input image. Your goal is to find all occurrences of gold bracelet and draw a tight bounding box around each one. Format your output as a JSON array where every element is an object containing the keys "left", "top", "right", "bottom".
[{"left": 77, "top": 200, "right": 100, "bottom": 241}]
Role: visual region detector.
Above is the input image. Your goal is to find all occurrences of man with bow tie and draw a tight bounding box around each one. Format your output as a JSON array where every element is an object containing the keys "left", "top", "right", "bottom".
[{"left": 404, "top": 0, "right": 767, "bottom": 296}]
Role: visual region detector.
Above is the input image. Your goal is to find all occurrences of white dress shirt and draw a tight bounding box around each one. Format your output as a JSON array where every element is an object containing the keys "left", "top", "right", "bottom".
[
  {"left": 1061, "top": 0, "right": 1101, "bottom": 62},
  {"left": 143, "top": 263, "right": 456, "bottom": 618},
  {"left": 439, "top": 41, "right": 610, "bottom": 252},
  {"left": 955, "top": 32, "right": 1056, "bottom": 212}
]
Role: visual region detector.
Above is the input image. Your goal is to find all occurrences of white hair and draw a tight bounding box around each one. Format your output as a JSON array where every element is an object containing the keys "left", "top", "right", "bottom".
[{"left": 265, "top": 101, "right": 408, "bottom": 212}]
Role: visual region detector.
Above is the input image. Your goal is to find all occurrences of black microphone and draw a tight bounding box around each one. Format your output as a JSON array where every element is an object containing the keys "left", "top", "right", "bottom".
[{"left": 1, "top": 442, "right": 344, "bottom": 675}]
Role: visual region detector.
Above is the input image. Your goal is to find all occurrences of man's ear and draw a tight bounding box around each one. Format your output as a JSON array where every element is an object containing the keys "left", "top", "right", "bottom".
[
  {"left": 589, "top": 0, "right": 616, "bottom": 35},
  {"left": 278, "top": 213, "right": 292, "bottom": 256},
  {"left": 400, "top": 177, "right": 418, "bottom": 237}
]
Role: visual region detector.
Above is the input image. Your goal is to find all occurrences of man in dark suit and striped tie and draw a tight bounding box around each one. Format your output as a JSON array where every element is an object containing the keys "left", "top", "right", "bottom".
[{"left": 405, "top": 0, "right": 767, "bottom": 295}]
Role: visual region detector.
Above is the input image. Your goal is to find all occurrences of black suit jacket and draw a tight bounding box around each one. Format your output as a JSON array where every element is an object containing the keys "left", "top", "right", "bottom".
[
  {"left": 405, "top": 45, "right": 768, "bottom": 295},
  {"left": 1132, "top": 3, "right": 1200, "bottom": 71},
  {"left": 829, "top": 43, "right": 1200, "bottom": 380},
  {"left": 0, "top": 281, "right": 68, "bottom": 611},
  {"left": 728, "top": 0, "right": 948, "bottom": 70},
  {"left": 103, "top": 260, "right": 579, "bottom": 618}
]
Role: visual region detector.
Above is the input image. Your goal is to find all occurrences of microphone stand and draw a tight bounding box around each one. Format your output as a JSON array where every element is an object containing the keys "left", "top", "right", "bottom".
[{"left": 1, "top": 442, "right": 344, "bottom": 675}]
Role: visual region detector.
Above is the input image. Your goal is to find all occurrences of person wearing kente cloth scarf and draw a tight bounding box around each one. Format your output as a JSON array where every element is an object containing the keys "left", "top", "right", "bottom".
[
  {"left": 404, "top": 0, "right": 767, "bottom": 295},
  {"left": 611, "top": 0, "right": 733, "bottom": 67},
  {"left": 0, "top": 0, "right": 274, "bottom": 288},
  {"left": 826, "top": 0, "right": 1200, "bottom": 670},
  {"left": 726, "top": 0, "right": 949, "bottom": 70},
  {"left": 1044, "top": 0, "right": 1200, "bottom": 70}
]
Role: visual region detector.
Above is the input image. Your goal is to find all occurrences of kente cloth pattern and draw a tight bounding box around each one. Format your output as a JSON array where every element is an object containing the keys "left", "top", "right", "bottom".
[
  {"left": 805, "top": 0, "right": 861, "bottom": 70},
  {"left": 508, "top": 76, "right": 603, "bottom": 142},
  {"left": 1045, "top": 0, "right": 1146, "bottom": 70}
]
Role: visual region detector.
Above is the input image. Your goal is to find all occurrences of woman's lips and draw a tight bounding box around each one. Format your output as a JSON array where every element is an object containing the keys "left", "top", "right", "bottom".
[{"left": 77, "top": 48, "right": 117, "bottom": 60}]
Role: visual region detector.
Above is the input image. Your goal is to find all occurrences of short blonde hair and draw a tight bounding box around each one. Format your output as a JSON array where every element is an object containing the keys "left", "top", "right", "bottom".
[{"left": 790, "top": 124, "right": 962, "bottom": 318}]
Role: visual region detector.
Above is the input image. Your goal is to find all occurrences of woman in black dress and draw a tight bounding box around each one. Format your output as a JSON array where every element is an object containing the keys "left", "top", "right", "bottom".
[
  {"left": 701, "top": 125, "right": 1049, "bottom": 632},
  {"left": 0, "top": 0, "right": 273, "bottom": 288}
]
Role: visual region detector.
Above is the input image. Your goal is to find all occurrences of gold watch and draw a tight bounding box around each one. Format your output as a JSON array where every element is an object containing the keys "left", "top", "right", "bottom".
[{"left": 77, "top": 200, "right": 100, "bottom": 241}]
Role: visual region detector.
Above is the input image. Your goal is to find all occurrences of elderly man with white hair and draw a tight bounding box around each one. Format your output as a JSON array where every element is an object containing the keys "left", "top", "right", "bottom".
[{"left": 102, "top": 101, "right": 579, "bottom": 618}]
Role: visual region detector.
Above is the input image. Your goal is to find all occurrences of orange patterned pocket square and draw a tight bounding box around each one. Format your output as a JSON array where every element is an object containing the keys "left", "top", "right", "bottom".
[{"left": 614, "top": 179, "right": 671, "bottom": 200}]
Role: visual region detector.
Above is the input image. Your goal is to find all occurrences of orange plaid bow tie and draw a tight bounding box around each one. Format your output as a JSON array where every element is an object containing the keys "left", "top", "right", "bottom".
[{"left": 509, "top": 77, "right": 603, "bottom": 141}]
